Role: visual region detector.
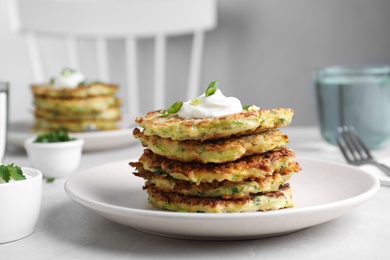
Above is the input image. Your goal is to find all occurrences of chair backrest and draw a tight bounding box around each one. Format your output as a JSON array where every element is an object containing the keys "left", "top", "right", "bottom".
[{"left": 8, "top": 0, "right": 217, "bottom": 119}]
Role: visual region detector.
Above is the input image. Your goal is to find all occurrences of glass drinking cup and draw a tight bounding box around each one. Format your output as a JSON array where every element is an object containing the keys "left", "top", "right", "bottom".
[
  {"left": 0, "top": 82, "right": 8, "bottom": 162},
  {"left": 315, "top": 65, "right": 390, "bottom": 149}
]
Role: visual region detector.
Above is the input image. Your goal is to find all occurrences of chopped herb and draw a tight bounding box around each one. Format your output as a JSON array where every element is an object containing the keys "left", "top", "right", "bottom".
[
  {"left": 254, "top": 197, "right": 261, "bottom": 206},
  {"left": 77, "top": 80, "right": 87, "bottom": 86},
  {"left": 162, "top": 101, "right": 183, "bottom": 117},
  {"left": 232, "top": 120, "right": 245, "bottom": 125},
  {"left": 205, "top": 81, "right": 218, "bottom": 97},
  {"left": 61, "top": 68, "right": 75, "bottom": 77},
  {"left": 190, "top": 98, "right": 201, "bottom": 106},
  {"left": 49, "top": 77, "right": 55, "bottom": 85},
  {"left": 46, "top": 177, "right": 55, "bottom": 183},
  {"left": 0, "top": 163, "right": 26, "bottom": 183},
  {"left": 34, "top": 130, "right": 75, "bottom": 143},
  {"left": 243, "top": 105, "right": 260, "bottom": 111},
  {"left": 154, "top": 166, "right": 164, "bottom": 174},
  {"left": 231, "top": 186, "right": 239, "bottom": 194}
]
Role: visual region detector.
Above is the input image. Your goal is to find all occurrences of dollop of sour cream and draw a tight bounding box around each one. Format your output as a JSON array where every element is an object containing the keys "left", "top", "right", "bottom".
[
  {"left": 177, "top": 89, "right": 243, "bottom": 118},
  {"left": 53, "top": 69, "right": 86, "bottom": 88}
]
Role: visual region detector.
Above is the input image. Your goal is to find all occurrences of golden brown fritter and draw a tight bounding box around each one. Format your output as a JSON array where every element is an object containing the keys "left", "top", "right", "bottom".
[
  {"left": 34, "top": 118, "right": 120, "bottom": 132},
  {"left": 144, "top": 183, "right": 294, "bottom": 213},
  {"left": 134, "top": 167, "right": 293, "bottom": 199},
  {"left": 34, "top": 107, "right": 121, "bottom": 121},
  {"left": 130, "top": 148, "right": 301, "bottom": 185},
  {"left": 31, "top": 81, "right": 122, "bottom": 132},
  {"left": 135, "top": 108, "right": 294, "bottom": 141},
  {"left": 31, "top": 82, "right": 119, "bottom": 98},
  {"left": 133, "top": 128, "right": 289, "bottom": 163},
  {"left": 34, "top": 96, "right": 121, "bottom": 114}
]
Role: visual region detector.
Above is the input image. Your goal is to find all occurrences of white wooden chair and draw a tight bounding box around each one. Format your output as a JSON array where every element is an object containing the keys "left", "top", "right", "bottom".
[{"left": 8, "top": 0, "right": 217, "bottom": 119}]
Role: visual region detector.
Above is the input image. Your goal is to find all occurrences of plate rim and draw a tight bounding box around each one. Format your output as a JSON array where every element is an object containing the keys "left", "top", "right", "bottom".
[
  {"left": 64, "top": 157, "right": 379, "bottom": 225},
  {"left": 8, "top": 120, "right": 137, "bottom": 151}
]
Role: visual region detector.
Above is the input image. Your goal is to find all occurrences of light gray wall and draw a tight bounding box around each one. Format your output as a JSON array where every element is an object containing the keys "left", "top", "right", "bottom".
[{"left": 1, "top": 0, "right": 390, "bottom": 126}]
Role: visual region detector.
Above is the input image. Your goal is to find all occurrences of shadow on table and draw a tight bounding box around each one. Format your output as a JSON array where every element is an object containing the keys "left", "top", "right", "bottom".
[{"left": 38, "top": 199, "right": 354, "bottom": 259}]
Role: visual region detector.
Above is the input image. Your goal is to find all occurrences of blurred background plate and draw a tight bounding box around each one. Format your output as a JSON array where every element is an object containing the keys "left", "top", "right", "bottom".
[{"left": 8, "top": 119, "right": 136, "bottom": 152}]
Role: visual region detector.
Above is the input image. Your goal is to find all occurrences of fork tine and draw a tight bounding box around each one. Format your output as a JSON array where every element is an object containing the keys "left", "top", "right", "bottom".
[
  {"left": 341, "top": 126, "right": 363, "bottom": 160},
  {"left": 335, "top": 125, "right": 370, "bottom": 162},
  {"left": 336, "top": 125, "right": 390, "bottom": 176},
  {"left": 336, "top": 126, "right": 353, "bottom": 163},
  {"left": 346, "top": 126, "right": 373, "bottom": 160}
]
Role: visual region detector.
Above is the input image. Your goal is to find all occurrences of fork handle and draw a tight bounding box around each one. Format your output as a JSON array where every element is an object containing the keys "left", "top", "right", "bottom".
[{"left": 372, "top": 162, "right": 390, "bottom": 177}]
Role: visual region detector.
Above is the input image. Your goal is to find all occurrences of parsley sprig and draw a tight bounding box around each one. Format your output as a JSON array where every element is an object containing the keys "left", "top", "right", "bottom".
[
  {"left": 0, "top": 163, "right": 26, "bottom": 183},
  {"left": 34, "top": 130, "right": 75, "bottom": 143}
]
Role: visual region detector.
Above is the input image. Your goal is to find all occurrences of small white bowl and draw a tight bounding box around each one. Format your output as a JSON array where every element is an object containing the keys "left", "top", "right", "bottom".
[
  {"left": 0, "top": 167, "right": 42, "bottom": 244},
  {"left": 24, "top": 137, "right": 84, "bottom": 178}
]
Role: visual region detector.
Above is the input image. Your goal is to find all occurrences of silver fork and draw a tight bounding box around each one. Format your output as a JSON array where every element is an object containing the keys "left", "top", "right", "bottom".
[{"left": 335, "top": 125, "right": 390, "bottom": 176}]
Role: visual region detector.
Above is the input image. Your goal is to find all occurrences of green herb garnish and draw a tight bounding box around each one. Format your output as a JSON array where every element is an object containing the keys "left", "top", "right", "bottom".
[
  {"left": 161, "top": 80, "right": 219, "bottom": 116},
  {"left": 49, "top": 77, "right": 55, "bottom": 85},
  {"left": 190, "top": 98, "right": 201, "bottom": 106},
  {"left": 77, "top": 80, "right": 87, "bottom": 86},
  {"left": 0, "top": 163, "right": 26, "bottom": 183},
  {"left": 205, "top": 81, "right": 218, "bottom": 97},
  {"left": 61, "top": 68, "right": 75, "bottom": 77},
  {"left": 243, "top": 105, "right": 260, "bottom": 111},
  {"left": 46, "top": 177, "right": 56, "bottom": 183},
  {"left": 34, "top": 130, "right": 75, "bottom": 143},
  {"left": 162, "top": 101, "right": 183, "bottom": 117}
]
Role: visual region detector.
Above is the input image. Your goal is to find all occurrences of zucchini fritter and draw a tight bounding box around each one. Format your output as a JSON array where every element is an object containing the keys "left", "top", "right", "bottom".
[
  {"left": 145, "top": 183, "right": 294, "bottom": 213},
  {"left": 34, "top": 96, "right": 121, "bottom": 114},
  {"left": 34, "top": 118, "right": 119, "bottom": 132},
  {"left": 35, "top": 107, "right": 121, "bottom": 121},
  {"left": 31, "top": 79, "right": 122, "bottom": 133},
  {"left": 135, "top": 108, "right": 294, "bottom": 141},
  {"left": 31, "top": 82, "right": 119, "bottom": 98},
  {"left": 134, "top": 167, "right": 293, "bottom": 199},
  {"left": 133, "top": 128, "right": 289, "bottom": 163},
  {"left": 130, "top": 148, "right": 301, "bottom": 185}
]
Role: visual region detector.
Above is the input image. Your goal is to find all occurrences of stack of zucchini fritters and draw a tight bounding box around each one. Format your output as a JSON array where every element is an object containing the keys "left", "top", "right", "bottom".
[
  {"left": 130, "top": 107, "right": 301, "bottom": 213},
  {"left": 31, "top": 82, "right": 122, "bottom": 132}
]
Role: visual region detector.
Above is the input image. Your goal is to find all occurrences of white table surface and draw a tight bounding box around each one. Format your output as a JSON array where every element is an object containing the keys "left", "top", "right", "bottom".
[{"left": 1, "top": 126, "right": 390, "bottom": 260}]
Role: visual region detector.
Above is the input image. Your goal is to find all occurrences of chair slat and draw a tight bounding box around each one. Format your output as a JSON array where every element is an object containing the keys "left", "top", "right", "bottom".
[
  {"left": 187, "top": 30, "right": 205, "bottom": 100},
  {"left": 9, "top": 0, "right": 217, "bottom": 120},
  {"left": 96, "top": 37, "right": 110, "bottom": 82},
  {"left": 26, "top": 32, "right": 45, "bottom": 83},
  {"left": 154, "top": 35, "right": 166, "bottom": 110},
  {"left": 66, "top": 36, "right": 80, "bottom": 71},
  {"left": 125, "top": 36, "right": 139, "bottom": 118}
]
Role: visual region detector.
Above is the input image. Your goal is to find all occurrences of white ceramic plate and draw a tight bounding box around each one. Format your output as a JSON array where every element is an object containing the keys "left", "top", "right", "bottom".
[
  {"left": 64, "top": 158, "right": 379, "bottom": 240},
  {"left": 359, "top": 164, "right": 390, "bottom": 186},
  {"left": 8, "top": 120, "right": 137, "bottom": 152}
]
